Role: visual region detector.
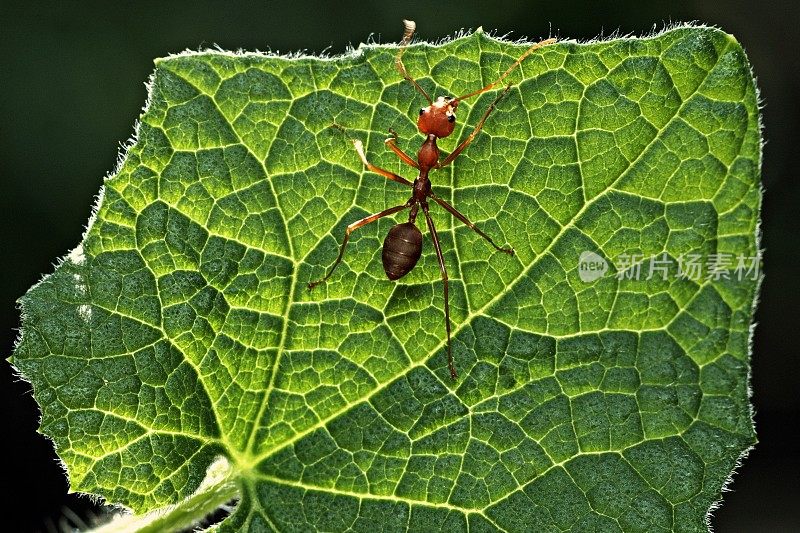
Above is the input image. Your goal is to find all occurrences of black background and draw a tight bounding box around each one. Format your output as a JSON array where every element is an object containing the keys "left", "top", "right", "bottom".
[{"left": 2, "top": 1, "right": 797, "bottom": 531}]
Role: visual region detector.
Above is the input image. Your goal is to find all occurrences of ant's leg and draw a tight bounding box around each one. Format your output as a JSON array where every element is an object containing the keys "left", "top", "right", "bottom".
[
  {"left": 422, "top": 203, "right": 457, "bottom": 380},
  {"left": 454, "top": 38, "right": 556, "bottom": 102},
  {"left": 333, "top": 124, "right": 412, "bottom": 187},
  {"left": 308, "top": 204, "right": 409, "bottom": 290},
  {"left": 354, "top": 139, "right": 413, "bottom": 187},
  {"left": 395, "top": 20, "right": 432, "bottom": 104},
  {"left": 436, "top": 38, "right": 556, "bottom": 169},
  {"left": 436, "top": 85, "right": 511, "bottom": 169},
  {"left": 430, "top": 193, "right": 514, "bottom": 255},
  {"left": 385, "top": 128, "right": 419, "bottom": 169}
]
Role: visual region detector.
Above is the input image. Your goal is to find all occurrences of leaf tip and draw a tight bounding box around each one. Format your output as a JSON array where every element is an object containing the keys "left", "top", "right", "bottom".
[{"left": 723, "top": 30, "right": 742, "bottom": 48}]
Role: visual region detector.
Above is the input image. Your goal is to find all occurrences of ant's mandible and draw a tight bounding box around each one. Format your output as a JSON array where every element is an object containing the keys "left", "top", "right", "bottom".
[{"left": 309, "top": 20, "right": 555, "bottom": 380}]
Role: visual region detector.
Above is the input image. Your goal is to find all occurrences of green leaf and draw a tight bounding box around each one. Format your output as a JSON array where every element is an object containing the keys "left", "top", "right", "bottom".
[{"left": 12, "top": 25, "right": 761, "bottom": 532}]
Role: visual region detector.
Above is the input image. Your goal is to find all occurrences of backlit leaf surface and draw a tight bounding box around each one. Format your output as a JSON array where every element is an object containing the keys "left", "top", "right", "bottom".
[{"left": 12, "top": 26, "right": 761, "bottom": 532}]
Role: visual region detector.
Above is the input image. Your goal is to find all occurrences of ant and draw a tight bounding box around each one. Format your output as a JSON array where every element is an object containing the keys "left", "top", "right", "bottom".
[{"left": 308, "top": 20, "right": 555, "bottom": 380}]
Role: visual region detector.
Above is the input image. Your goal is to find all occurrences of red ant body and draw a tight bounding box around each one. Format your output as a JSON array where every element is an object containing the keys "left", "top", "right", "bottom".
[{"left": 309, "top": 20, "right": 555, "bottom": 379}]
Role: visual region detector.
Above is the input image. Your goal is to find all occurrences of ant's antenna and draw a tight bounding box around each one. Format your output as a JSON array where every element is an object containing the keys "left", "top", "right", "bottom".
[
  {"left": 395, "top": 20, "right": 433, "bottom": 104},
  {"left": 454, "top": 37, "right": 556, "bottom": 103}
]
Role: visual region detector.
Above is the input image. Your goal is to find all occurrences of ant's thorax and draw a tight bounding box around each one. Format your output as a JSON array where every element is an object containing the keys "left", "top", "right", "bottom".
[{"left": 417, "top": 135, "right": 440, "bottom": 173}]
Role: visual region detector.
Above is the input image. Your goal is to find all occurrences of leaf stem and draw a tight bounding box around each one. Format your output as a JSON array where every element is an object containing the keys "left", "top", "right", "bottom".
[{"left": 89, "top": 459, "right": 240, "bottom": 533}]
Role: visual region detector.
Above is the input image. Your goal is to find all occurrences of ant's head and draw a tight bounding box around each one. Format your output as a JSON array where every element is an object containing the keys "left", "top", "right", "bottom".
[{"left": 418, "top": 96, "right": 459, "bottom": 138}]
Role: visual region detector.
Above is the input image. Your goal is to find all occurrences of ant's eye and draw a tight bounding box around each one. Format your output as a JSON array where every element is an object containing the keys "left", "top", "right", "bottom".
[
  {"left": 419, "top": 108, "right": 426, "bottom": 115},
  {"left": 448, "top": 114, "right": 456, "bottom": 123}
]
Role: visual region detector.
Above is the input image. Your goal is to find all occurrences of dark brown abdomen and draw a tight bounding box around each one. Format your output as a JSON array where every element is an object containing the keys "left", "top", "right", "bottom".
[{"left": 382, "top": 222, "right": 423, "bottom": 280}]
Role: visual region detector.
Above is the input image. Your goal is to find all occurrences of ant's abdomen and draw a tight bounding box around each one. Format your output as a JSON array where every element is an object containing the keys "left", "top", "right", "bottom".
[{"left": 382, "top": 222, "right": 423, "bottom": 280}]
